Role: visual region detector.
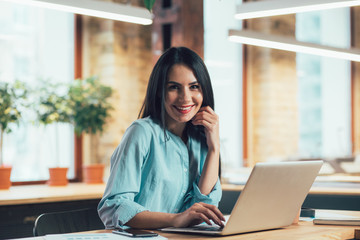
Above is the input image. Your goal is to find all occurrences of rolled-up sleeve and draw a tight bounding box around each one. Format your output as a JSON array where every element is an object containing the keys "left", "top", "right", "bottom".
[
  {"left": 98, "top": 194, "right": 148, "bottom": 228},
  {"left": 182, "top": 178, "right": 222, "bottom": 211},
  {"left": 181, "top": 130, "right": 222, "bottom": 211},
  {"left": 97, "top": 122, "right": 150, "bottom": 229}
]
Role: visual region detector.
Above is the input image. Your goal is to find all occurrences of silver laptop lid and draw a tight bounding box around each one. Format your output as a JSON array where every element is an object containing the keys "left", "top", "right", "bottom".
[{"left": 222, "top": 160, "right": 323, "bottom": 235}]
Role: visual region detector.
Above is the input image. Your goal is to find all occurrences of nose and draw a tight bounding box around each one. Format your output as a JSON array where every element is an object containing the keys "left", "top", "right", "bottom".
[{"left": 180, "top": 88, "right": 191, "bottom": 102}]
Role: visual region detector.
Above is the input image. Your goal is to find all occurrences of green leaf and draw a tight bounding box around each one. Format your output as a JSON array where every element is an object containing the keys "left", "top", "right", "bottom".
[
  {"left": 0, "top": 81, "right": 28, "bottom": 132},
  {"left": 68, "top": 76, "right": 113, "bottom": 136},
  {"left": 144, "top": 0, "right": 156, "bottom": 12},
  {"left": 33, "top": 80, "right": 72, "bottom": 125}
]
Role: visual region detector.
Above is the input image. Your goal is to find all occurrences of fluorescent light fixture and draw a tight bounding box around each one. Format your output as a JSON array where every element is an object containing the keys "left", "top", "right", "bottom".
[
  {"left": 235, "top": 0, "right": 360, "bottom": 20},
  {"left": 1, "top": 0, "right": 152, "bottom": 25},
  {"left": 228, "top": 29, "right": 360, "bottom": 62}
]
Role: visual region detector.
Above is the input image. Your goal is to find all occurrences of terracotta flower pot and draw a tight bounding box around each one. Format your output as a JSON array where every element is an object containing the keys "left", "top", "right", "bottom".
[
  {"left": 0, "top": 166, "right": 12, "bottom": 190},
  {"left": 48, "top": 167, "right": 68, "bottom": 186},
  {"left": 83, "top": 164, "right": 104, "bottom": 184}
]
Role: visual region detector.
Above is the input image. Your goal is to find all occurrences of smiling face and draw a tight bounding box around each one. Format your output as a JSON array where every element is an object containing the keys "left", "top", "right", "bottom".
[{"left": 164, "top": 64, "right": 203, "bottom": 133}]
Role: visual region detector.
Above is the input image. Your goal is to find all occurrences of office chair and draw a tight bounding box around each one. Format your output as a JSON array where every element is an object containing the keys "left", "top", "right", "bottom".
[{"left": 33, "top": 208, "right": 105, "bottom": 236}]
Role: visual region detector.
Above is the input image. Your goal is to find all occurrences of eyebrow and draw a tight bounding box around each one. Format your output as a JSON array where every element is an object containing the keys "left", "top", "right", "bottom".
[{"left": 167, "top": 81, "right": 199, "bottom": 85}]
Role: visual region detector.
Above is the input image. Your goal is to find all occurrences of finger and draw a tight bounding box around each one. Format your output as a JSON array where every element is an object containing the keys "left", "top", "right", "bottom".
[
  {"left": 188, "top": 218, "right": 205, "bottom": 227},
  {"left": 190, "top": 203, "right": 224, "bottom": 226},
  {"left": 198, "top": 106, "right": 215, "bottom": 114},
  {"left": 196, "top": 204, "right": 224, "bottom": 226},
  {"left": 196, "top": 107, "right": 216, "bottom": 119},
  {"left": 192, "top": 118, "right": 218, "bottom": 133},
  {"left": 196, "top": 212, "right": 212, "bottom": 226},
  {"left": 201, "top": 203, "right": 226, "bottom": 222},
  {"left": 192, "top": 112, "right": 218, "bottom": 127},
  {"left": 203, "top": 210, "right": 223, "bottom": 227},
  {"left": 193, "top": 111, "right": 217, "bottom": 124},
  {"left": 192, "top": 106, "right": 217, "bottom": 126}
]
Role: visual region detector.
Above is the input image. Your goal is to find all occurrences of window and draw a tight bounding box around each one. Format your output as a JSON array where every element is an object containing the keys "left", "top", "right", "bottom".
[
  {"left": 204, "top": 2, "right": 358, "bottom": 177},
  {"left": 0, "top": 2, "right": 75, "bottom": 182},
  {"left": 296, "top": 9, "right": 357, "bottom": 174},
  {"left": 204, "top": 0, "right": 243, "bottom": 169}
]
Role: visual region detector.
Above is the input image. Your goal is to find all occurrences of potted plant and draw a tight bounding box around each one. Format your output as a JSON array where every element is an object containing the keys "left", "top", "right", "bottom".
[
  {"left": 68, "top": 76, "right": 113, "bottom": 184},
  {"left": 34, "top": 81, "right": 72, "bottom": 186},
  {"left": 0, "top": 81, "right": 27, "bottom": 189}
]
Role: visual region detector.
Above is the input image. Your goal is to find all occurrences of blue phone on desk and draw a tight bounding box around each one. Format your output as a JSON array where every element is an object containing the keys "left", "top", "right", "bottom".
[{"left": 112, "top": 229, "right": 158, "bottom": 237}]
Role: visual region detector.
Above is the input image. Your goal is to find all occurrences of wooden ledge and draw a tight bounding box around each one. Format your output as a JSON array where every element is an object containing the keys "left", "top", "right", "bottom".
[
  {"left": 0, "top": 183, "right": 106, "bottom": 206},
  {"left": 1, "top": 180, "right": 360, "bottom": 207}
]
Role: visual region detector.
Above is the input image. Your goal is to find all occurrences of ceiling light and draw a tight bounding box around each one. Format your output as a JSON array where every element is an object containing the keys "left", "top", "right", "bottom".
[
  {"left": 228, "top": 29, "right": 360, "bottom": 62},
  {"left": 1, "top": 0, "right": 152, "bottom": 25},
  {"left": 235, "top": 0, "right": 360, "bottom": 20}
]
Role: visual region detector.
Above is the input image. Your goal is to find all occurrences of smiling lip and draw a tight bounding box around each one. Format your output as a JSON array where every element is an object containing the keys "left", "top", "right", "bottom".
[{"left": 174, "top": 105, "right": 194, "bottom": 114}]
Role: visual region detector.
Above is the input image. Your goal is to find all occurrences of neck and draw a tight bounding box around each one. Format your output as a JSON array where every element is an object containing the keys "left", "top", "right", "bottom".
[
  {"left": 165, "top": 117, "right": 189, "bottom": 143},
  {"left": 167, "top": 122, "right": 186, "bottom": 138}
]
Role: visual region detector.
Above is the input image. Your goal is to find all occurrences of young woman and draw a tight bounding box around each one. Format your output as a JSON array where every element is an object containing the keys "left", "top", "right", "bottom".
[{"left": 98, "top": 47, "right": 224, "bottom": 229}]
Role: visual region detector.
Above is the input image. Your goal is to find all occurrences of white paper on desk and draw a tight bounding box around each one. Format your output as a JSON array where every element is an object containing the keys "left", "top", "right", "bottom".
[
  {"left": 315, "top": 211, "right": 360, "bottom": 219},
  {"left": 313, "top": 211, "right": 360, "bottom": 226},
  {"left": 45, "top": 233, "right": 167, "bottom": 240}
]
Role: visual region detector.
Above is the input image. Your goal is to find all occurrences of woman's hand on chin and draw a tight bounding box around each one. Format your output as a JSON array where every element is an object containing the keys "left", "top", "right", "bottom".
[{"left": 191, "top": 106, "right": 220, "bottom": 152}]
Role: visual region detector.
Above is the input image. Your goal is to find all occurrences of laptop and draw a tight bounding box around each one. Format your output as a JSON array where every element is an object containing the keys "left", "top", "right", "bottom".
[{"left": 161, "top": 160, "right": 323, "bottom": 236}]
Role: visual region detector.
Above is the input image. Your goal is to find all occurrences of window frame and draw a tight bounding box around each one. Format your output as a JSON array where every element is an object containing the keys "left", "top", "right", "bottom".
[
  {"left": 12, "top": 14, "right": 83, "bottom": 186},
  {"left": 242, "top": 10, "right": 356, "bottom": 168},
  {"left": 73, "top": 14, "right": 83, "bottom": 183},
  {"left": 350, "top": 7, "right": 356, "bottom": 154}
]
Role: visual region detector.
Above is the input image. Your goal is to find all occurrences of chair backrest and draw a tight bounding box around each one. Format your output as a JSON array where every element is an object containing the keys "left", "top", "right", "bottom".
[{"left": 33, "top": 208, "right": 105, "bottom": 236}]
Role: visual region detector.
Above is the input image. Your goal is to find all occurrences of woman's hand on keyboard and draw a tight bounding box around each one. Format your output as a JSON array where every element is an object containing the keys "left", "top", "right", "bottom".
[{"left": 172, "top": 202, "right": 225, "bottom": 228}]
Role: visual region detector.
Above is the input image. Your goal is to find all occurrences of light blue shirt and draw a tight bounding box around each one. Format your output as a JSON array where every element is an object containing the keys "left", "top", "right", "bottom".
[{"left": 98, "top": 117, "right": 222, "bottom": 229}]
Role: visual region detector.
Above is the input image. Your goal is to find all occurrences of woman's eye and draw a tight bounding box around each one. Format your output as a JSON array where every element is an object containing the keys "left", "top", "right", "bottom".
[
  {"left": 190, "top": 85, "right": 200, "bottom": 90},
  {"left": 168, "top": 85, "right": 179, "bottom": 90}
]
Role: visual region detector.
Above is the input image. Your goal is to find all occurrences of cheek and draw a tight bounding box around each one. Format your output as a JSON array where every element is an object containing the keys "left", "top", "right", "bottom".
[
  {"left": 194, "top": 92, "right": 203, "bottom": 104},
  {"left": 165, "top": 92, "right": 174, "bottom": 104}
]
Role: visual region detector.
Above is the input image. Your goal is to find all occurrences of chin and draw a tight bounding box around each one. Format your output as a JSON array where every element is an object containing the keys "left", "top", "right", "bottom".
[
  {"left": 175, "top": 117, "right": 190, "bottom": 123},
  {"left": 175, "top": 115, "right": 193, "bottom": 123}
]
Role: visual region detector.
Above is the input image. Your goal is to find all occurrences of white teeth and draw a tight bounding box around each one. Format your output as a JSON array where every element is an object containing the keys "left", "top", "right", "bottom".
[{"left": 177, "top": 106, "right": 192, "bottom": 110}]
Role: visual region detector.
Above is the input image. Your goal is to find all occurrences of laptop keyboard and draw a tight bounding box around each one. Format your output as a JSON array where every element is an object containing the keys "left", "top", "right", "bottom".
[
  {"left": 189, "top": 225, "right": 223, "bottom": 231},
  {"left": 187, "top": 216, "right": 228, "bottom": 232}
]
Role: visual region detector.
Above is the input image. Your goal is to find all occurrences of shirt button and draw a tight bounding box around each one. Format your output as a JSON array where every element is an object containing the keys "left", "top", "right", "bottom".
[
  {"left": 184, "top": 168, "right": 187, "bottom": 172},
  {"left": 182, "top": 190, "right": 186, "bottom": 194},
  {"left": 175, "top": 208, "right": 178, "bottom": 212}
]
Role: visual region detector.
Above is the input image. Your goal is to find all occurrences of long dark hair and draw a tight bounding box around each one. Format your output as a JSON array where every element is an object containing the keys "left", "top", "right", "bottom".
[{"left": 138, "top": 47, "right": 214, "bottom": 126}]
